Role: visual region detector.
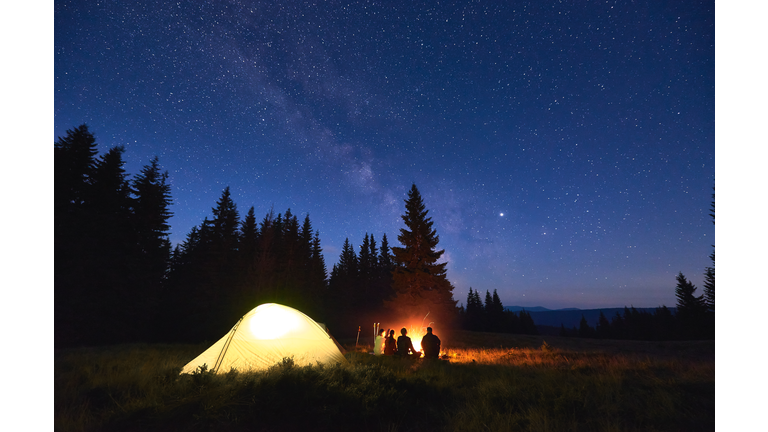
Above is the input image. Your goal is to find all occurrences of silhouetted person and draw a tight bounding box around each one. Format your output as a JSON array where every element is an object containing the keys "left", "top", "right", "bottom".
[
  {"left": 384, "top": 329, "right": 397, "bottom": 355},
  {"left": 421, "top": 327, "right": 441, "bottom": 359},
  {"left": 397, "top": 328, "right": 420, "bottom": 359},
  {"left": 374, "top": 328, "right": 385, "bottom": 356}
]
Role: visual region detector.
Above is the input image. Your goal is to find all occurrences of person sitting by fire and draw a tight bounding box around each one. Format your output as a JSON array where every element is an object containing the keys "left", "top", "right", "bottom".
[
  {"left": 384, "top": 329, "right": 397, "bottom": 355},
  {"left": 374, "top": 328, "right": 385, "bottom": 356},
  {"left": 397, "top": 328, "right": 420, "bottom": 359},
  {"left": 420, "top": 327, "right": 441, "bottom": 359}
]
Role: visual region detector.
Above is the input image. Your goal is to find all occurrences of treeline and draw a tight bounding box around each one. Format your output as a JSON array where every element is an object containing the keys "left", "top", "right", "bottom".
[
  {"left": 54, "top": 125, "right": 340, "bottom": 345},
  {"left": 327, "top": 235, "right": 396, "bottom": 331},
  {"left": 55, "top": 125, "right": 173, "bottom": 347},
  {"left": 55, "top": 125, "right": 461, "bottom": 347},
  {"left": 561, "top": 188, "right": 715, "bottom": 341},
  {"left": 55, "top": 124, "right": 713, "bottom": 347},
  {"left": 459, "top": 288, "right": 538, "bottom": 335},
  {"left": 165, "top": 193, "right": 399, "bottom": 341},
  {"left": 163, "top": 189, "right": 332, "bottom": 342},
  {"left": 561, "top": 273, "right": 714, "bottom": 341}
]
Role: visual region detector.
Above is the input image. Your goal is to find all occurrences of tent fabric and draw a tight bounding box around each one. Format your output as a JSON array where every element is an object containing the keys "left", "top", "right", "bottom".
[{"left": 181, "top": 303, "right": 347, "bottom": 374}]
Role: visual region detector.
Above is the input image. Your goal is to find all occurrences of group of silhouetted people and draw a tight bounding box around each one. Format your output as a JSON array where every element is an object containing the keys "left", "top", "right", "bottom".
[{"left": 374, "top": 326, "right": 441, "bottom": 359}]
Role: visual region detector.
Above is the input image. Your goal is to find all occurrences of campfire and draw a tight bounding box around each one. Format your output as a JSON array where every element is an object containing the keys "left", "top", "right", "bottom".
[{"left": 371, "top": 314, "right": 448, "bottom": 358}]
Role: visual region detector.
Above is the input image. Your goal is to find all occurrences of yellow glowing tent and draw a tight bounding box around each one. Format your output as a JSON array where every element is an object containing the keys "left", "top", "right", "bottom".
[{"left": 181, "top": 303, "right": 347, "bottom": 374}]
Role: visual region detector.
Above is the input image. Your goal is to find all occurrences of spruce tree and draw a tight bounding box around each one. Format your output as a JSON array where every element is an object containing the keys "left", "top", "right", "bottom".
[
  {"left": 483, "top": 290, "right": 493, "bottom": 331},
  {"left": 703, "top": 188, "right": 715, "bottom": 313},
  {"left": 91, "top": 146, "right": 131, "bottom": 219},
  {"left": 578, "top": 315, "right": 594, "bottom": 338},
  {"left": 596, "top": 311, "right": 611, "bottom": 339},
  {"left": 359, "top": 234, "right": 373, "bottom": 288},
  {"left": 55, "top": 124, "right": 98, "bottom": 209},
  {"left": 54, "top": 126, "right": 108, "bottom": 346},
  {"left": 91, "top": 146, "right": 136, "bottom": 341},
  {"left": 675, "top": 272, "right": 705, "bottom": 314},
  {"left": 518, "top": 310, "right": 538, "bottom": 335},
  {"left": 299, "top": 215, "right": 314, "bottom": 275},
  {"left": 239, "top": 207, "right": 259, "bottom": 264},
  {"left": 379, "top": 233, "right": 393, "bottom": 270},
  {"left": 489, "top": 290, "right": 505, "bottom": 332},
  {"left": 310, "top": 231, "right": 328, "bottom": 292},
  {"left": 464, "top": 288, "right": 486, "bottom": 331},
  {"left": 653, "top": 306, "right": 675, "bottom": 341},
  {"left": 211, "top": 187, "right": 240, "bottom": 254},
  {"left": 128, "top": 158, "right": 173, "bottom": 340},
  {"left": 388, "top": 184, "right": 457, "bottom": 325},
  {"left": 703, "top": 265, "right": 715, "bottom": 313},
  {"left": 131, "top": 157, "right": 173, "bottom": 267},
  {"left": 675, "top": 272, "right": 707, "bottom": 339},
  {"left": 374, "top": 233, "right": 394, "bottom": 307}
]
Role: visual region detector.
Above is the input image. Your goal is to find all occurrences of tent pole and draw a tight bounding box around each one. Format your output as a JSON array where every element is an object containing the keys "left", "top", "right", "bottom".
[
  {"left": 356, "top": 326, "right": 360, "bottom": 347},
  {"left": 213, "top": 317, "right": 243, "bottom": 373}
]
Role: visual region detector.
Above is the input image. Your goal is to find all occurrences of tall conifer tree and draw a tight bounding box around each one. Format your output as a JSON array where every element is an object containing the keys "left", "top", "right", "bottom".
[
  {"left": 388, "top": 184, "right": 457, "bottom": 324},
  {"left": 703, "top": 188, "right": 715, "bottom": 313},
  {"left": 675, "top": 272, "right": 707, "bottom": 339},
  {"left": 130, "top": 157, "right": 173, "bottom": 339}
]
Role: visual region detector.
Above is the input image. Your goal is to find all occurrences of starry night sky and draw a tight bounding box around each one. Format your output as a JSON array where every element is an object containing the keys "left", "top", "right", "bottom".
[{"left": 54, "top": 0, "right": 714, "bottom": 310}]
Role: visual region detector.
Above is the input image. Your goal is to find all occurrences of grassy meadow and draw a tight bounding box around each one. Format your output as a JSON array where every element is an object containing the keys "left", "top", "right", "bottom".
[{"left": 55, "top": 331, "right": 714, "bottom": 431}]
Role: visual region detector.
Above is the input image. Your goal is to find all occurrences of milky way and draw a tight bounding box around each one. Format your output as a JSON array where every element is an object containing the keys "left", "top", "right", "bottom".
[{"left": 54, "top": 0, "right": 714, "bottom": 309}]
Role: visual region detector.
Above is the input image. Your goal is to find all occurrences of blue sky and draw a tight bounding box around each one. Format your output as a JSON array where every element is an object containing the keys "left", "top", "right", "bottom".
[{"left": 52, "top": 0, "right": 717, "bottom": 309}]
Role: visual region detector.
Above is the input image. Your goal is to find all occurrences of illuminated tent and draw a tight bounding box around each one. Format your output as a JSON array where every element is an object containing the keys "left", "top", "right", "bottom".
[{"left": 181, "top": 303, "right": 347, "bottom": 374}]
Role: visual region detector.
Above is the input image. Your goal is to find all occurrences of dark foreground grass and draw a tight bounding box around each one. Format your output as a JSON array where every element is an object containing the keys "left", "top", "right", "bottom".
[{"left": 55, "top": 333, "right": 714, "bottom": 432}]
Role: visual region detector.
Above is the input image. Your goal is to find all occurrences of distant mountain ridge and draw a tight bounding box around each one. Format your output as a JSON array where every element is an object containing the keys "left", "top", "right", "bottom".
[
  {"left": 504, "top": 306, "right": 675, "bottom": 328},
  {"left": 504, "top": 306, "right": 581, "bottom": 312},
  {"left": 504, "top": 306, "right": 552, "bottom": 312}
]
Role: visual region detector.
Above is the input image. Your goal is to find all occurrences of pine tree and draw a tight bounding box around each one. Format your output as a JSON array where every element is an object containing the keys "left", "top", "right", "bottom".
[
  {"left": 518, "top": 310, "right": 538, "bottom": 335},
  {"left": 359, "top": 233, "right": 373, "bottom": 287},
  {"left": 388, "top": 184, "right": 457, "bottom": 325},
  {"left": 464, "top": 288, "right": 483, "bottom": 331},
  {"left": 675, "top": 272, "right": 705, "bottom": 314},
  {"left": 338, "top": 238, "right": 359, "bottom": 281},
  {"left": 299, "top": 215, "right": 314, "bottom": 275},
  {"left": 131, "top": 157, "right": 173, "bottom": 263},
  {"left": 653, "top": 306, "right": 675, "bottom": 341},
  {"left": 91, "top": 146, "right": 131, "bottom": 219},
  {"left": 596, "top": 311, "right": 611, "bottom": 339},
  {"left": 374, "top": 233, "right": 394, "bottom": 307},
  {"left": 211, "top": 187, "right": 240, "bottom": 255},
  {"left": 482, "top": 290, "right": 495, "bottom": 331},
  {"left": 239, "top": 207, "right": 259, "bottom": 263},
  {"left": 310, "top": 231, "right": 328, "bottom": 291},
  {"left": 703, "top": 188, "right": 715, "bottom": 313},
  {"left": 703, "top": 264, "right": 714, "bottom": 313},
  {"left": 281, "top": 209, "right": 300, "bottom": 284},
  {"left": 489, "top": 290, "right": 505, "bottom": 331},
  {"left": 368, "top": 234, "right": 379, "bottom": 269},
  {"left": 55, "top": 124, "right": 98, "bottom": 209},
  {"left": 379, "top": 233, "right": 393, "bottom": 270},
  {"left": 126, "top": 157, "right": 173, "bottom": 339},
  {"left": 578, "top": 315, "right": 594, "bottom": 338},
  {"left": 54, "top": 126, "right": 111, "bottom": 346},
  {"left": 90, "top": 146, "right": 136, "bottom": 341},
  {"left": 675, "top": 272, "right": 707, "bottom": 339}
]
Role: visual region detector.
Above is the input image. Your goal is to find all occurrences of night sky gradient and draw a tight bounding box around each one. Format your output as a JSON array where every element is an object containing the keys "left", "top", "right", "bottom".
[{"left": 54, "top": 0, "right": 715, "bottom": 310}]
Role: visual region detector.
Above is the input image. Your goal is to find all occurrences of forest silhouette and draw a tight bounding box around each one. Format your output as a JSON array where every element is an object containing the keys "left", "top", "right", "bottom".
[{"left": 55, "top": 125, "right": 714, "bottom": 347}]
